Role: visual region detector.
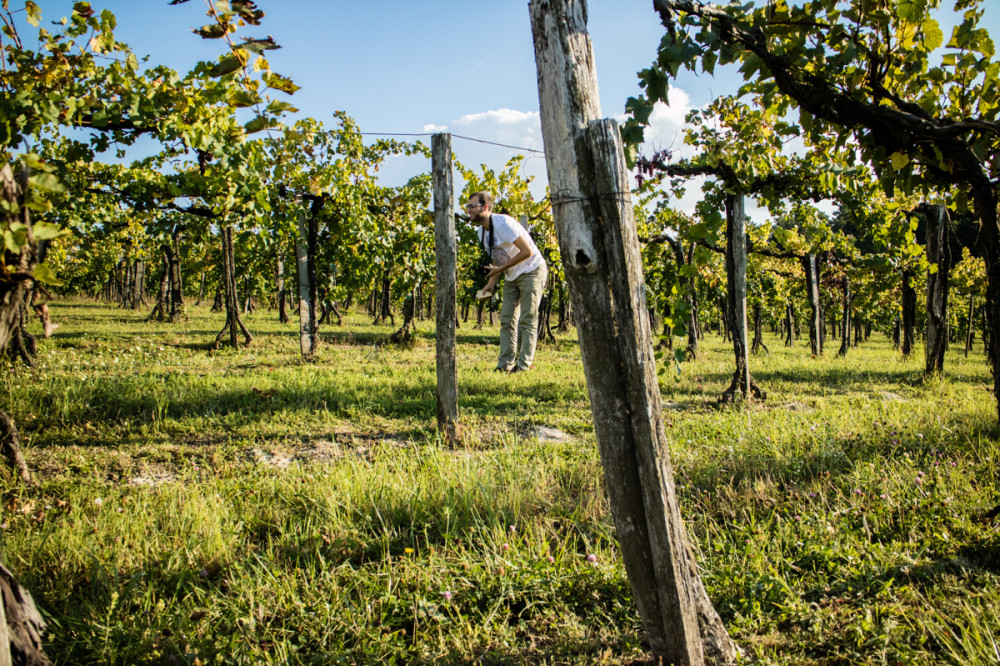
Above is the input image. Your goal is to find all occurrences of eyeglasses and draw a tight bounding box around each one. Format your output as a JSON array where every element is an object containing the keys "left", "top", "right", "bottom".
[{"left": 464, "top": 202, "right": 482, "bottom": 209}]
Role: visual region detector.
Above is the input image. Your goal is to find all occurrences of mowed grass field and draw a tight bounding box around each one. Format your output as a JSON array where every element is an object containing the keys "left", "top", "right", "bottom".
[{"left": 2, "top": 299, "right": 1000, "bottom": 664}]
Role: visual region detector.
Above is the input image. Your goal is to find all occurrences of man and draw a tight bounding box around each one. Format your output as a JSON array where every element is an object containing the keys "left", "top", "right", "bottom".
[{"left": 467, "top": 191, "right": 548, "bottom": 373}]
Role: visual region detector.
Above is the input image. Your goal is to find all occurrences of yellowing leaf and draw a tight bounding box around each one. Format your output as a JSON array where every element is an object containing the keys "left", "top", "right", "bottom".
[
  {"left": 263, "top": 72, "right": 299, "bottom": 95},
  {"left": 25, "top": 1, "right": 41, "bottom": 27},
  {"left": 890, "top": 152, "right": 910, "bottom": 170}
]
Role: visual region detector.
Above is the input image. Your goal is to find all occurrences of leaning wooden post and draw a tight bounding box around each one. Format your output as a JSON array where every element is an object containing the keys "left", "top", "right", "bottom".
[
  {"left": 433, "top": 134, "right": 460, "bottom": 444},
  {"left": 0, "top": 592, "right": 9, "bottom": 666},
  {"left": 529, "top": 1, "right": 736, "bottom": 664}
]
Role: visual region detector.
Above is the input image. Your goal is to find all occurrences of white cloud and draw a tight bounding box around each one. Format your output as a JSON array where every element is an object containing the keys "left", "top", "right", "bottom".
[
  {"left": 668, "top": 175, "right": 708, "bottom": 217},
  {"left": 643, "top": 87, "right": 694, "bottom": 154},
  {"left": 375, "top": 108, "right": 546, "bottom": 197},
  {"left": 452, "top": 108, "right": 543, "bottom": 151},
  {"left": 378, "top": 89, "right": 697, "bottom": 202}
]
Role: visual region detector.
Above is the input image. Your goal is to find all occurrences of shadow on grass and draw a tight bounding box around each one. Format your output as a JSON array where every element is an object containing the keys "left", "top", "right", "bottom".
[
  {"left": 678, "top": 368, "right": 984, "bottom": 408},
  {"left": 24, "top": 371, "right": 579, "bottom": 447},
  {"left": 24, "top": 488, "right": 640, "bottom": 666},
  {"left": 678, "top": 416, "right": 1000, "bottom": 503}
]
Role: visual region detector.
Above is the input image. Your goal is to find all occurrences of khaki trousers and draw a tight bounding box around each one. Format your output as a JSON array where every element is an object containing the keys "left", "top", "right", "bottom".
[{"left": 497, "top": 263, "right": 548, "bottom": 371}]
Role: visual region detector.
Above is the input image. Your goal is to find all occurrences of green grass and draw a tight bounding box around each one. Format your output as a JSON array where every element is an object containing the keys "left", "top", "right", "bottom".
[{"left": 2, "top": 299, "right": 1000, "bottom": 664}]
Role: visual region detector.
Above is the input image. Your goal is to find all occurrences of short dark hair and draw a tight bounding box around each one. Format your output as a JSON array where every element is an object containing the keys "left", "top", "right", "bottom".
[{"left": 472, "top": 191, "right": 493, "bottom": 208}]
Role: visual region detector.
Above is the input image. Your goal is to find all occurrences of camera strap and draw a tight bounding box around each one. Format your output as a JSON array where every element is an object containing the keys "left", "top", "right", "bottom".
[{"left": 479, "top": 216, "right": 494, "bottom": 263}]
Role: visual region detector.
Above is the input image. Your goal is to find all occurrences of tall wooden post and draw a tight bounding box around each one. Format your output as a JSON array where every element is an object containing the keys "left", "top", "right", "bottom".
[
  {"left": 296, "top": 211, "right": 317, "bottom": 358},
  {"left": 529, "top": 1, "right": 736, "bottom": 664},
  {"left": 276, "top": 257, "right": 289, "bottom": 324},
  {"left": 433, "top": 134, "right": 460, "bottom": 443},
  {"left": 924, "top": 203, "right": 951, "bottom": 374},
  {"left": 131, "top": 260, "right": 145, "bottom": 310},
  {"left": 902, "top": 267, "right": 917, "bottom": 356},
  {"left": 210, "top": 227, "right": 250, "bottom": 349},
  {"left": 966, "top": 294, "right": 976, "bottom": 357},
  {"left": 838, "top": 275, "right": 852, "bottom": 357},
  {"left": 722, "top": 192, "right": 758, "bottom": 401},
  {"left": 804, "top": 253, "right": 822, "bottom": 355}
]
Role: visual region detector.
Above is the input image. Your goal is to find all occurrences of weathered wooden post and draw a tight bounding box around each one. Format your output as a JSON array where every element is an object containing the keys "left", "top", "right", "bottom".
[
  {"left": 213, "top": 226, "right": 253, "bottom": 349},
  {"left": 722, "top": 192, "right": 759, "bottom": 402},
  {"left": 0, "top": 588, "right": 9, "bottom": 666},
  {"left": 966, "top": 294, "right": 976, "bottom": 357},
  {"left": 924, "top": 203, "right": 951, "bottom": 375},
  {"left": 837, "top": 275, "right": 852, "bottom": 357},
  {"left": 529, "top": 1, "right": 736, "bottom": 663},
  {"left": 276, "top": 257, "right": 289, "bottom": 324},
  {"left": 803, "top": 253, "right": 822, "bottom": 355},
  {"left": 296, "top": 211, "right": 317, "bottom": 358},
  {"left": 902, "top": 267, "right": 917, "bottom": 356},
  {"left": 433, "top": 134, "right": 460, "bottom": 444},
  {"left": 0, "top": 565, "right": 49, "bottom": 665},
  {"left": 785, "top": 301, "right": 796, "bottom": 346},
  {"left": 131, "top": 260, "right": 146, "bottom": 311}
]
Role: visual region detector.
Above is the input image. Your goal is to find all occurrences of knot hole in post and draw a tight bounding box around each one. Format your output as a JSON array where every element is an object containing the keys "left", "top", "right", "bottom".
[{"left": 575, "top": 249, "right": 591, "bottom": 267}]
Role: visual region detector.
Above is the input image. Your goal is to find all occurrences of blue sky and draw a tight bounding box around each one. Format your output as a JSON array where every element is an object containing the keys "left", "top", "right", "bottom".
[
  {"left": 21, "top": 1, "right": 709, "bottom": 198},
  {"left": 21, "top": 1, "right": 1000, "bottom": 209}
]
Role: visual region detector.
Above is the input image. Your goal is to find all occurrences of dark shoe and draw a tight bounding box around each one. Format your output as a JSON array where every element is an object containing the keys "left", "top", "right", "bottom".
[
  {"left": 494, "top": 366, "right": 511, "bottom": 373},
  {"left": 510, "top": 365, "right": 528, "bottom": 374}
]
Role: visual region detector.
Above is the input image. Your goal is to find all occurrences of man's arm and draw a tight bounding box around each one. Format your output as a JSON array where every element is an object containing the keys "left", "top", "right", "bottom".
[{"left": 486, "top": 235, "right": 533, "bottom": 279}]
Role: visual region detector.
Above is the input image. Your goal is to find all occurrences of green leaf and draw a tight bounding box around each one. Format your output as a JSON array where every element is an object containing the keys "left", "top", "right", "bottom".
[
  {"left": 266, "top": 100, "right": 297, "bottom": 115},
  {"left": 238, "top": 37, "right": 279, "bottom": 54},
  {"left": 244, "top": 116, "right": 269, "bottom": 133},
  {"left": 896, "top": 0, "right": 921, "bottom": 23},
  {"left": 4, "top": 228, "right": 25, "bottom": 254},
  {"left": 921, "top": 18, "right": 943, "bottom": 50},
  {"left": 31, "top": 221, "right": 68, "bottom": 241},
  {"left": 229, "top": 90, "right": 258, "bottom": 108},
  {"left": 625, "top": 97, "right": 654, "bottom": 126},
  {"left": 702, "top": 51, "right": 718, "bottom": 75},
  {"left": 640, "top": 67, "right": 669, "bottom": 103},
  {"left": 28, "top": 172, "right": 66, "bottom": 194},
  {"left": 210, "top": 55, "right": 243, "bottom": 77},
  {"left": 232, "top": 0, "right": 265, "bottom": 25},
  {"left": 31, "top": 263, "right": 62, "bottom": 286},
  {"left": 890, "top": 152, "right": 910, "bottom": 170},
  {"left": 620, "top": 122, "right": 645, "bottom": 157}
]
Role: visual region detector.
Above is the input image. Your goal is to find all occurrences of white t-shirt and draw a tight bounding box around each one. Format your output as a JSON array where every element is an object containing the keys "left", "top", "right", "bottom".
[{"left": 477, "top": 214, "right": 545, "bottom": 280}]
